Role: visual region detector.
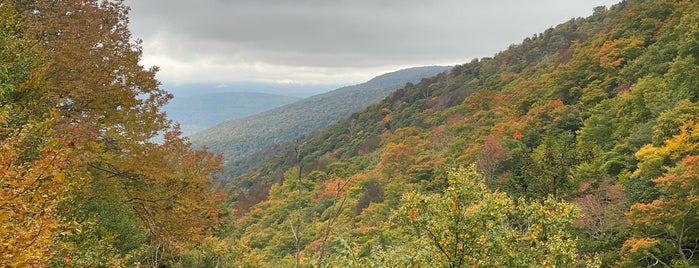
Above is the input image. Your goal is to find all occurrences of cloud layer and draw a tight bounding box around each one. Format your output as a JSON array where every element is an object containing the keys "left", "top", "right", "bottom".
[{"left": 127, "top": 0, "right": 620, "bottom": 85}]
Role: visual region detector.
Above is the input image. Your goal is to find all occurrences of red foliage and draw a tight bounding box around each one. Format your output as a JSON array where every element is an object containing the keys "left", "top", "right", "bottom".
[{"left": 233, "top": 184, "right": 272, "bottom": 217}]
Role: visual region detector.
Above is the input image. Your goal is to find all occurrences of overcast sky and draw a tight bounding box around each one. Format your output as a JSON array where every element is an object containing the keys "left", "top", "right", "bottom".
[{"left": 127, "top": 0, "right": 621, "bottom": 86}]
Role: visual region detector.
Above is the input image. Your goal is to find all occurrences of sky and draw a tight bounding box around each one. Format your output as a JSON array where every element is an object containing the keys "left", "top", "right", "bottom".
[{"left": 127, "top": 0, "right": 621, "bottom": 86}]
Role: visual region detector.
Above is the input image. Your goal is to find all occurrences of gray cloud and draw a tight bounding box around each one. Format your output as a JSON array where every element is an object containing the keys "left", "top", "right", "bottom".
[{"left": 127, "top": 0, "right": 621, "bottom": 84}]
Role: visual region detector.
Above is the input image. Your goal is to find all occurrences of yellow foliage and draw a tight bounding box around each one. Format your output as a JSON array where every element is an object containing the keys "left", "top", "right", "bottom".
[
  {"left": 634, "top": 121, "right": 699, "bottom": 180},
  {"left": 596, "top": 37, "right": 644, "bottom": 68},
  {"left": 0, "top": 124, "right": 71, "bottom": 266}
]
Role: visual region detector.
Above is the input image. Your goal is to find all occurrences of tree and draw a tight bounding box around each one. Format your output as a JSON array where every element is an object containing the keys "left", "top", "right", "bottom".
[
  {"left": 476, "top": 135, "right": 509, "bottom": 187},
  {"left": 621, "top": 121, "right": 699, "bottom": 267},
  {"left": 625, "top": 121, "right": 699, "bottom": 204},
  {"left": 0, "top": 119, "right": 71, "bottom": 266},
  {"left": 2, "top": 0, "right": 229, "bottom": 265},
  {"left": 528, "top": 132, "right": 579, "bottom": 198},
  {"left": 0, "top": 3, "right": 71, "bottom": 265},
  {"left": 13, "top": 0, "right": 171, "bottom": 141},
  {"left": 572, "top": 177, "right": 628, "bottom": 265},
  {"left": 621, "top": 155, "right": 699, "bottom": 267},
  {"left": 396, "top": 166, "right": 579, "bottom": 267},
  {"left": 377, "top": 127, "right": 428, "bottom": 179},
  {"left": 84, "top": 128, "right": 227, "bottom": 264},
  {"left": 317, "top": 177, "right": 352, "bottom": 265}
]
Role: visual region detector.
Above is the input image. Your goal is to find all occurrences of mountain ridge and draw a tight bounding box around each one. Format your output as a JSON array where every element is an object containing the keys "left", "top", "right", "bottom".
[
  {"left": 163, "top": 91, "right": 300, "bottom": 136},
  {"left": 222, "top": 1, "right": 699, "bottom": 266},
  {"left": 189, "top": 65, "right": 451, "bottom": 180}
]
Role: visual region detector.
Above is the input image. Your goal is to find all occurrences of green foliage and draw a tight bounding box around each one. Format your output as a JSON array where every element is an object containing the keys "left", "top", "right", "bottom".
[
  {"left": 1, "top": 3, "right": 70, "bottom": 265},
  {"left": 527, "top": 131, "right": 580, "bottom": 198},
  {"left": 396, "top": 166, "right": 579, "bottom": 267},
  {"left": 6, "top": 0, "right": 694, "bottom": 266},
  {"left": 2, "top": 0, "right": 230, "bottom": 266},
  {"left": 190, "top": 66, "right": 450, "bottom": 182},
  {"left": 222, "top": 1, "right": 699, "bottom": 266},
  {"left": 324, "top": 236, "right": 438, "bottom": 268},
  {"left": 622, "top": 155, "right": 699, "bottom": 267}
]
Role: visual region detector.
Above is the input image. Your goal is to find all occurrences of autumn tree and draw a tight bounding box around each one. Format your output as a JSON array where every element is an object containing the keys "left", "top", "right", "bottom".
[
  {"left": 1, "top": 0, "right": 228, "bottom": 265},
  {"left": 572, "top": 178, "right": 628, "bottom": 265},
  {"left": 476, "top": 135, "right": 509, "bottom": 187},
  {"left": 396, "top": 166, "right": 579, "bottom": 267},
  {"left": 622, "top": 155, "right": 699, "bottom": 267},
  {"left": 621, "top": 121, "right": 699, "bottom": 267},
  {"left": 81, "top": 127, "right": 227, "bottom": 264},
  {"left": 0, "top": 120, "right": 70, "bottom": 266},
  {"left": 0, "top": 2, "right": 72, "bottom": 265},
  {"left": 377, "top": 127, "right": 428, "bottom": 179},
  {"left": 625, "top": 121, "right": 699, "bottom": 204}
]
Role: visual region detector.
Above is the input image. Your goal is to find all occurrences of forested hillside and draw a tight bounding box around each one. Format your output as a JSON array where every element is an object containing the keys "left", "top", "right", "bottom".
[
  {"left": 0, "top": 1, "right": 228, "bottom": 266},
  {"left": 190, "top": 66, "right": 450, "bottom": 182},
  {"left": 3, "top": 0, "right": 699, "bottom": 267},
  {"left": 222, "top": 1, "right": 699, "bottom": 267}
]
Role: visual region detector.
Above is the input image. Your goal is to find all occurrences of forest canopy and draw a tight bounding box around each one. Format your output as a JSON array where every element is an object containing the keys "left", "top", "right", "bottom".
[
  {"left": 221, "top": 0, "right": 699, "bottom": 267},
  {"left": 2, "top": 0, "right": 699, "bottom": 267},
  {"left": 1, "top": 1, "right": 227, "bottom": 266}
]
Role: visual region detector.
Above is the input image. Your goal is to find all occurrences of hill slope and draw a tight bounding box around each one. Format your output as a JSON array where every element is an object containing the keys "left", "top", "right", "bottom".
[
  {"left": 162, "top": 92, "right": 300, "bottom": 136},
  {"left": 189, "top": 65, "right": 451, "bottom": 179},
  {"left": 223, "top": 1, "right": 699, "bottom": 267}
]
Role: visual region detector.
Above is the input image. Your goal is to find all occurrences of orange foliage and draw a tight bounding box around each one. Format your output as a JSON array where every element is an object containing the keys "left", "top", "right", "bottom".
[
  {"left": 377, "top": 114, "right": 393, "bottom": 126},
  {"left": 378, "top": 142, "right": 415, "bottom": 178},
  {"left": 446, "top": 114, "right": 466, "bottom": 126},
  {"left": 475, "top": 136, "right": 509, "bottom": 184},
  {"left": 314, "top": 178, "right": 346, "bottom": 202},
  {"left": 513, "top": 131, "right": 522, "bottom": 140},
  {"left": 596, "top": 37, "right": 644, "bottom": 68},
  {"left": 653, "top": 155, "right": 699, "bottom": 196},
  {"left": 623, "top": 154, "right": 699, "bottom": 265},
  {"left": 622, "top": 237, "right": 659, "bottom": 254},
  {"left": 121, "top": 130, "right": 226, "bottom": 246},
  {"left": 0, "top": 127, "right": 70, "bottom": 266},
  {"left": 494, "top": 94, "right": 508, "bottom": 102}
]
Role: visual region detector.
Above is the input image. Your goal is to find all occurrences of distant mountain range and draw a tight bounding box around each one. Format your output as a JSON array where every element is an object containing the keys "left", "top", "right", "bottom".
[
  {"left": 163, "top": 81, "right": 338, "bottom": 98},
  {"left": 162, "top": 92, "right": 300, "bottom": 136},
  {"left": 189, "top": 65, "right": 451, "bottom": 181}
]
